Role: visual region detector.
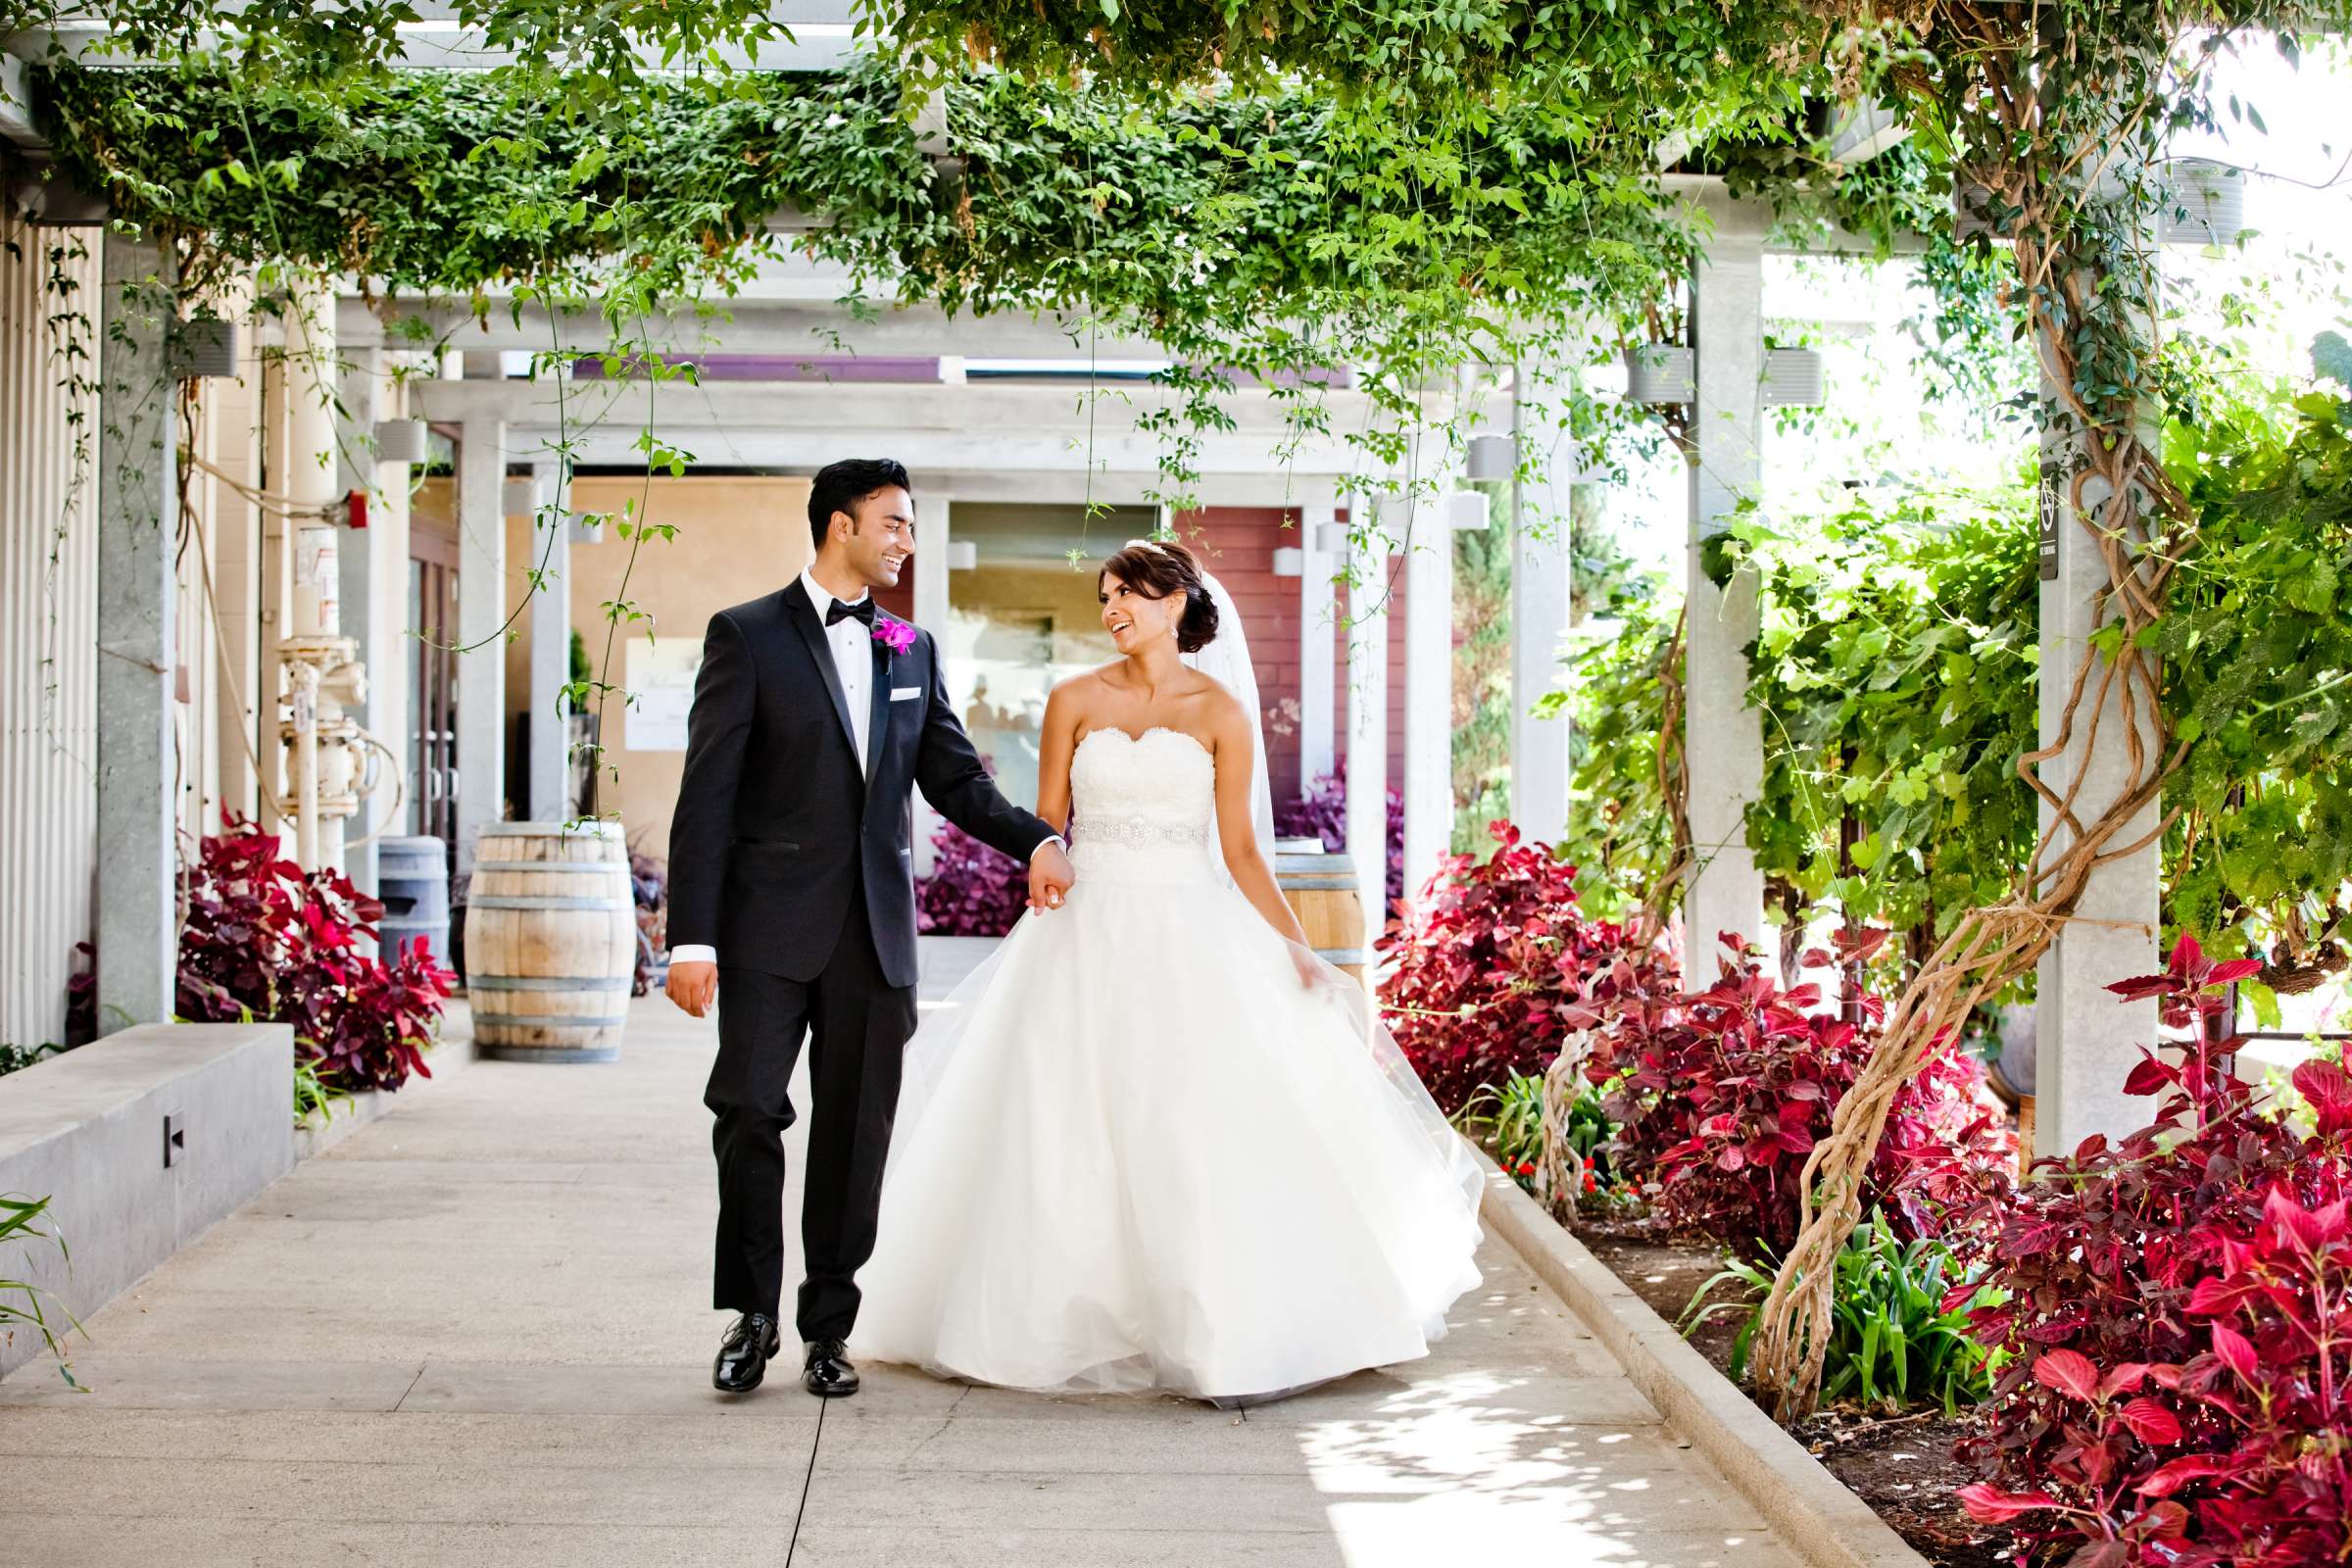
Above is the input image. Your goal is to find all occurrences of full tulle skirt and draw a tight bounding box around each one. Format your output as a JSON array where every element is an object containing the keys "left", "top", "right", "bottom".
[{"left": 851, "top": 871, "right": 1486, "bottom": 1402}]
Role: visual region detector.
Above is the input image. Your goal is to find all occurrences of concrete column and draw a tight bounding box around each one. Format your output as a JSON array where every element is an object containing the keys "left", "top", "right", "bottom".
[
  {"left": 911, "top": 496, "right": 952, "bottom": 876},
  {"left": 335, "top": 343, "right": 387, "bottom": 895},
  {"left": 1685, "top": 206, "right": 1772, "bottom": 966},
  {"left": 212, "top": 322, "right": 265, "bottom": 828},
  {"left": 1298, "top": 501, "right": 1339, "bottom": 787},
  {"left": 525, "top": 461, "right": 572, "bottom": 821},
  {"left": 1345, "top": 530, "right": 1391, "bottom": 945},
  {"left": 1401, "top": 481, "right": 1459, "bottom": 904},
  {"left": 1511, "top": 358, "right": 1577, "bottom": 846},
  {"left": 2033, "top": 397, "right": 2162, "bottom": 1155},
  {"left": 94, "top": 232, "right": 178, "bottom": 1031},
  {"left": 455, "top": 417, "right": 507, "bottom": 875}
]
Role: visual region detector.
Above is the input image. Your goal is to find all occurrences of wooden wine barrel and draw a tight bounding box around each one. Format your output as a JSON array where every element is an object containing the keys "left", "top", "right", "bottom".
[
  {"left": 463, "top": 821, "right": 634, "bottom": 1063},
  {"left": 1276, "top": 848, "right": 1367, "bottom": 984}
]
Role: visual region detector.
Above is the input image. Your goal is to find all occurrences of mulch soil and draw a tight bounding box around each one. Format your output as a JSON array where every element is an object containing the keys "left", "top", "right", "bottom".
[{"left": 1576, "top": 1216, "right": 2017, "bottom": 1568}]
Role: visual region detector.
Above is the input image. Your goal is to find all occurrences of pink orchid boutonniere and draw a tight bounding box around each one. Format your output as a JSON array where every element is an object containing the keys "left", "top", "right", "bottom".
[{"left": 871, "top": 613, "right": 918, "bottom": 657}]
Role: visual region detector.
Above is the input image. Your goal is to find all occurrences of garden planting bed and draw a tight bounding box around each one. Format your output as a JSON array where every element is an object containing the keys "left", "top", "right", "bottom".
[{"left": 1577, "top": 1218, "right": 2011, "bottom": 1568}]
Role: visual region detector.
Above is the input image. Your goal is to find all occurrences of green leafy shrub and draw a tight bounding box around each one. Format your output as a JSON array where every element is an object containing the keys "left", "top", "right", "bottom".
[{"left": 1688, "top": 1214, "right": 1997, "bottom": 1416}]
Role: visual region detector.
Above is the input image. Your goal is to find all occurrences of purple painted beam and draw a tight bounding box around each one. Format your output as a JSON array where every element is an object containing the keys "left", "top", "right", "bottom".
[{"left": 573, "top": 355, "right": 942, "bottom": 382}]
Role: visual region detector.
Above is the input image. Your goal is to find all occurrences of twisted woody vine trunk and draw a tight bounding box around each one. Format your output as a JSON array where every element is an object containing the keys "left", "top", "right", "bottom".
[{"left": 1746, "top": 3, "right": 2221, "bottom": 1416}]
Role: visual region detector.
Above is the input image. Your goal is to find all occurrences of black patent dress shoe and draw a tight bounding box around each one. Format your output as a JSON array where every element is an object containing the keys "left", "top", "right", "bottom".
[
  {"left": 803, "top": 1338, "right": 860, "bottom": 1397},
  {"left": 713, "top": 1312, "right": 781, "bottom": 1394}
]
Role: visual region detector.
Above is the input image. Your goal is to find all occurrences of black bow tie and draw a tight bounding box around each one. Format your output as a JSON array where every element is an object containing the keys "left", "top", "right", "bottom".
[{"left": 824, "top": 597, "right": 876, "bottom": 628}]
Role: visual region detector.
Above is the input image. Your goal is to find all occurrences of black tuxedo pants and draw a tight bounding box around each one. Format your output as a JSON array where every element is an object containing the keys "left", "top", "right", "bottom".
[{"left": 705, "top": 890, "right": 918, "bottom": 1342}]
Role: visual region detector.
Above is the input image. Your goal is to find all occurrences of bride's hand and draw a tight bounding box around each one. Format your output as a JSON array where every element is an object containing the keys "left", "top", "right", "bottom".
[{"left": 1289, "top": 944, "right": 1323, "bottom": 993}]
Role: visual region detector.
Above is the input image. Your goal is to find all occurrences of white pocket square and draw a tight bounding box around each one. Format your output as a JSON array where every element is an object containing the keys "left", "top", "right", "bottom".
[{"left": 890, "top": 687, "right": 922, "bottom": 702}]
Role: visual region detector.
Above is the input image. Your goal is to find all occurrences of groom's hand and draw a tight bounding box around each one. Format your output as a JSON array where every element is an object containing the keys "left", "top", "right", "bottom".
[
  {"left": 1028, "top": 841, "right": 1075, "bottom": 913},
  {"left": 665, "top": 959, "right": 718, "bottom": 1018}
]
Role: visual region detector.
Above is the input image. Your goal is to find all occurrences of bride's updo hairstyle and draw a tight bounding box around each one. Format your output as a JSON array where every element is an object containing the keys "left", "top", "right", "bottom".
[{"left": 1101, "top": 539, "right": 1220, "bottom": 654}]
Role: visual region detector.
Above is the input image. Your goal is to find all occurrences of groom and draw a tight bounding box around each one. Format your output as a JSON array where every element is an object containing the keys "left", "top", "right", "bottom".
[{"left": 665, "top": 458, "right": 1074, "bottom": 1397}]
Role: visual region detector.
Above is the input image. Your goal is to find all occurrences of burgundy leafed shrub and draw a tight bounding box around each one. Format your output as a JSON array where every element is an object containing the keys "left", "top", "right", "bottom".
[
  {"left": 915, "top": 821, "right": 1028, "bottom": 938},
  {"left": 1275, "top": 764, "right": 1404, "bottom": 908},
  {"left": 1376, "top": 820, "right": 1672, "bottom": 1116},
  {"left": 1594, "top": 934, "right": 2012, "bottom": 1252},
  {"left": 1954, "top": 935, "right": 2352, "bottom": 1566},
  {"left": 178, "top": 817, "right": 454, "bottom": 1094}
]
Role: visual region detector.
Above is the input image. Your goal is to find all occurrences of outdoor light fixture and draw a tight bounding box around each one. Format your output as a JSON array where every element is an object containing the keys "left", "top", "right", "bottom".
[
  {"left": 2158, "top": 159, "right": 2248, "bottom": 246},
  {"left": 1623, "top": 344, "right": 1694, "bottom": 406},
  {"left": 947, "top": 540, "right": 978, "bottom": 570},
  {"left": 1447, "top": 491, "right": 1492, "bottom": 531},
  {"left": 1272, "top": 546, "right": 1304, "bottom": 577},
  {"left": 373, "top": 418, "right": 431, "bottom": 465},
  {"left": 173, "top": 317, "right": 240, "bottom": 380},
  {"left": 501, "top": 476, "right": 542, "bottom": 515},
  {"left": 1312, "top": 520, "right": 1351, "bottom": 554},
  {"left": 1762, "top": 347, "right": 1826, "bottom": 408},
  {"left": 1464, "top": 434, "right": 1515, "bottom": 481}
]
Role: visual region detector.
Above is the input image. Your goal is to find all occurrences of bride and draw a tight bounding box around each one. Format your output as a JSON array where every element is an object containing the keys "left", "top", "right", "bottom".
[{"left": 852, "top": 537, "right": 1484, "bottom": 1403}]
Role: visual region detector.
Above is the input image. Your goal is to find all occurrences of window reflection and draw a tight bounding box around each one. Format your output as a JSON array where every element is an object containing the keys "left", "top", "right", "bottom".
[{"left": 939, "top": 504, "right": 1153, "bottom": 811}]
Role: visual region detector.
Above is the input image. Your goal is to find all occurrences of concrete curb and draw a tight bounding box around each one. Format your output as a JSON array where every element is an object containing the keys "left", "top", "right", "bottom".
[
  {"left": 293, "top": 1004, "right": 480, "bottom": 1163},
  {"left": 1471, "top": 1142, "right": 1929, "bottom": 1568}
]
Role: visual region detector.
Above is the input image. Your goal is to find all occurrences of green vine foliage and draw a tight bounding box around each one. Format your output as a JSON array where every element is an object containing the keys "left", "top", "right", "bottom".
[
  {"left": 1553, "top": 575, "right": 1677, "bottom": 922},
  {"left": 1556, "top": 473, "right": 2040, "bottom": 942},
  {"left": 2162, "top": 348, "right": 2352, "bottom": 971},
  {"left": 871, "top": 0, "right": 1836, "bottom": 118},
  {"left": 1733, "top": 478, "right": 2040, "bottom": 942},
  {"left": 1562, "top": 351, "right": 2352, "bottom": 982},
  {"left": 34, "top": 53, "right": 1708, "bottom": 514}
]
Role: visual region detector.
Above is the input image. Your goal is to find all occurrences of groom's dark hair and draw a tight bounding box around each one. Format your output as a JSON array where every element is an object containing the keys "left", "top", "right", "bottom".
[{"left": 808, "top": 458, "right": 913, "bottom": 549}]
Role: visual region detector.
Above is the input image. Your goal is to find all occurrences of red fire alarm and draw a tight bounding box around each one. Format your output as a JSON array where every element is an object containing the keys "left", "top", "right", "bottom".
[{"left": 343, "top": 487, "right": 368, "bottom": 529}]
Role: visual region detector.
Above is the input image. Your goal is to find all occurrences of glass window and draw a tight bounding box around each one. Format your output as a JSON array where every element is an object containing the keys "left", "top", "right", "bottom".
[{"left": 941, "top": 504, "right": 1154, "bottom": 810}]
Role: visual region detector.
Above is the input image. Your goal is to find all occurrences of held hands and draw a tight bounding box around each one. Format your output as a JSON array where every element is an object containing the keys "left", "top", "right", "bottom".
[
  {"left": 1028, "top": 840, "right": 1076, "bottom": 913},
  {"left": 665, "top": 959, "right": 718, "bottom": 1018}
]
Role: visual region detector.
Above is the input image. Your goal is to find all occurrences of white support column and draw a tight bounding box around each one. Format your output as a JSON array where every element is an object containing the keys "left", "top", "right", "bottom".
[
  {"left": 335, "top": 344, "right": 387, "bottom": 895},
  {"left": 1401, "top": 479, "right": 1460, "bottom": 904},
  {"left": 1298, "top": 500, "right": 1339, "bottom": 788},
  {"left": 1511, "top": 361, "right": 1574, "bottom": 846},
  {"left": 1345, "top": 528, "right": 1391, "bottom": 944},
  {"left": 525, "top": 461, "right": 571, "bottom": 821},
  {"left": 455, "top": 417, "right": 507, "bottom": 876},
  {"left": 1685, "top": 206, "right": 1772, "bottom": 966},
  {"left": 94, "top": 232, "right": 179, "bottom": 1031},
  {"left": 2034, "top": 386, "right": 2162, "bottom": 1157},
  {"left": 911, "top": 496, "right": 952, "bottom": 876}
]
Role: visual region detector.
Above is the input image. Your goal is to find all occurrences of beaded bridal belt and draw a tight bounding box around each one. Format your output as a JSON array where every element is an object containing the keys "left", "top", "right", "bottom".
[
  {"left": 1068, "top": 813, "right": 1220, "bottom": 886},
  {"left": 1075, "top": 813, "right": 1212, "bottom": 849}
]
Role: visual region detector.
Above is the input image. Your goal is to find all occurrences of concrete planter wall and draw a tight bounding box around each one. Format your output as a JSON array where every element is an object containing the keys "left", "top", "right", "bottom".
[{"left": 0, "top": 1022, "right": 293, "bottom": 1381}]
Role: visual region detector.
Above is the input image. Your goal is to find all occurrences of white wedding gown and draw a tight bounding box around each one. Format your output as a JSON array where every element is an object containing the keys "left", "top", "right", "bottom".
[{"left": 853, "top": 725, "right": 1485, "bottom": 1401}]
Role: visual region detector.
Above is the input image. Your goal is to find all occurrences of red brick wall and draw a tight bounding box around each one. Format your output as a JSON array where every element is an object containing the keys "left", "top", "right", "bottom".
[{"left": 1169, "top": 508, "right": 1408, "bottom": 807}]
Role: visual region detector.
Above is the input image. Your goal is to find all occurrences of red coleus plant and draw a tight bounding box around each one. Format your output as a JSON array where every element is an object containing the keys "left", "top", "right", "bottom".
[
  {"left": 1594, "top": 933, "right": 2011, "bottom": 1251},
  {"left": 178, "top": 817, "right": 453, "bottom": 1094},
  {"left": 1954, "top": 935, "right": 2352, "bottom": 1566},
  {"left": 1377, "top": 821, "right": 1674, "bottom": 1116}
]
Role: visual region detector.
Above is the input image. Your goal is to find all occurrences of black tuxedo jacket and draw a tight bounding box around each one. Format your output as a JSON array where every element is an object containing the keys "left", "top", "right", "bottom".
[{"left": 667, "top": 578, "right": 1054, "bottom": 990}]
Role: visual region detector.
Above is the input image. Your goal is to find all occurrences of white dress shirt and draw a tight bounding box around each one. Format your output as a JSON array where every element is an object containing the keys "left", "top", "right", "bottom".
[
  {"left": 799, "top": 567, "right": 876, "bottom": 773},
  {"left": 668, "top": 569, "right": 1060, "bottom": 968}
]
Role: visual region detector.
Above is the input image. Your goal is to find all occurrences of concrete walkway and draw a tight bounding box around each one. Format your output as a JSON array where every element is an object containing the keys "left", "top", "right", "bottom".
[{"left": 1, "top": 953, "right": 1800, "bottom": 1567}]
